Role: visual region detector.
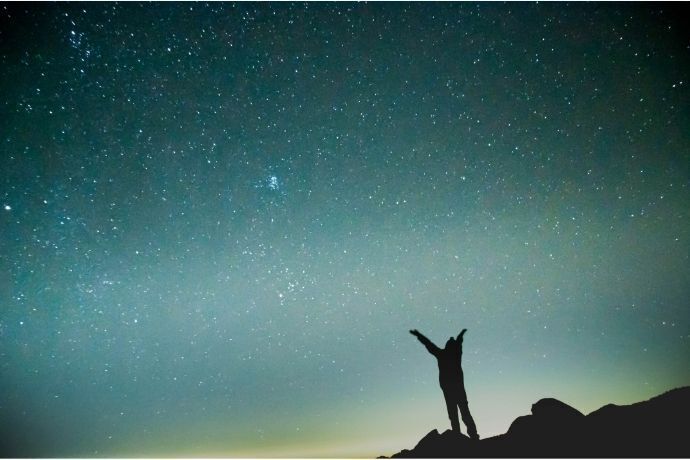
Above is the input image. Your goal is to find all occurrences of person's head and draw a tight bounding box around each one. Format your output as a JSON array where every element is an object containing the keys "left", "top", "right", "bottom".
[{"left": 445, "top": 337, "right": 456, "bottom": 349}]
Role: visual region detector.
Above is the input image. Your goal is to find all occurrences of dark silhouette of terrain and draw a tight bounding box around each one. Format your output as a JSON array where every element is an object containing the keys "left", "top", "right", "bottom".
[
  {"left": 382, "top": 386, "right": 690, "bottom": 458},
  {"left": 410, "top": 329, "right": 478, "bottom": 440}
]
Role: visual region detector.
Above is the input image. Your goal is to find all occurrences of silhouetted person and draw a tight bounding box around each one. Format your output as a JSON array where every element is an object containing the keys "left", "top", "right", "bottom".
[{"left": 410, "top": 328, "right": 479, "bottom": 440}]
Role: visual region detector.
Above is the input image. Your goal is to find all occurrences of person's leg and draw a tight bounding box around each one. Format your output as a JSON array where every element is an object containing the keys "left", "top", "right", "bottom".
[
  {"left": 458, "top": 399, "right": 479, "bottom": 440},
  {"left": 442, "top": 390, "right": 460, "bottom": 433}
]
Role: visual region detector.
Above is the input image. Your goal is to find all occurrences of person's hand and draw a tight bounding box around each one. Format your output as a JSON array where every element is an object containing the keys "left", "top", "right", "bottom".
[
  {"left": 458, "top": 329, "right": 468, "bottom": 340},
  {"left": 409, "top": 329, "right": 419, "bottom": 336}
]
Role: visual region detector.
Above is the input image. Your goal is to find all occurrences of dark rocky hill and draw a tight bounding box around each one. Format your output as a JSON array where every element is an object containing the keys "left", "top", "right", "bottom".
[{"left": 382, "top": 386, "right": 690, "bottom": 458}]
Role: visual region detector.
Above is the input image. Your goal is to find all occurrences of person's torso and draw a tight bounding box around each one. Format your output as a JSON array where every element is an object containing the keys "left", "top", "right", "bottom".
[{"left": 436, "top": 347, "right": 463, "bottom": 383}]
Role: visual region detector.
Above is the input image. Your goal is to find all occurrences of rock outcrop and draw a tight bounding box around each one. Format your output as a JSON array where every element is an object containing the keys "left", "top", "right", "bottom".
[{"left": 384, "top": 386, "right": 690, "bottom": 458}]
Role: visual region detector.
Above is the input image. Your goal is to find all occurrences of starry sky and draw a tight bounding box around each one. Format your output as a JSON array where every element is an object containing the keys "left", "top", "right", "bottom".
[{"left": 1, "top": 2, "right": 689, "bottom": 457}]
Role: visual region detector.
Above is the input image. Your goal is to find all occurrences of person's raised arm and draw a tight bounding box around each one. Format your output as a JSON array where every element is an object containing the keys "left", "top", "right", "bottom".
[
  {"left": 456, "top": 328, "right": 467, "bottom": 360},
  {"left": 409, "top": 329, "right": 441, "bottom": 356}
]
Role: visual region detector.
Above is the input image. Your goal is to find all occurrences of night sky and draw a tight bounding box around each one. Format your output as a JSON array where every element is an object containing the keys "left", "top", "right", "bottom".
[{"left": 1, "top": 2, "right": 689, "bottom": 457}]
